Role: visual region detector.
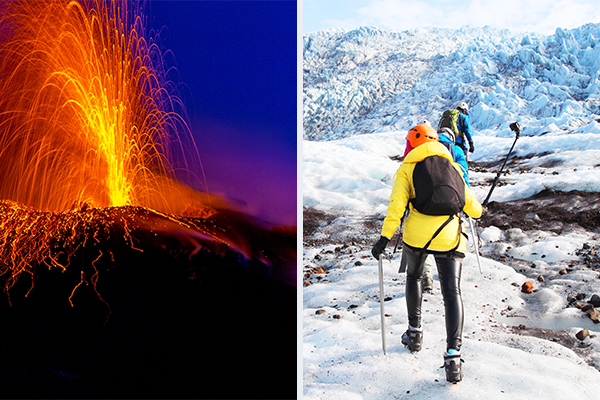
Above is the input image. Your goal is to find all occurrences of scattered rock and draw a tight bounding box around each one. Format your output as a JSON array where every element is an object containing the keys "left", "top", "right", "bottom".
[
  {"left": 590, "top": 294, "right": 600, "bottom": 307},
  {"left": 314, "top": 254, "right": 322, "bottom": 261},
  {"left": 511, "top": 326, "right": 590, "bottom": 361},
  {"left": 354, "top": 261, "right": 363, "bottom": 266},
  {"left": 315, "top": 309, "right": 326, "bottom": 315},
  {"left": 333, "top": 314, "right": 341, "bottom": 319},
  {"left": 537, "top": 275, "right": 545, "bottom": 283},
  {"left": 576, "top": 329, "right": 590, "bottom": 341},
  {"left": 586, "top": 308, "right": 600, "bottom": 324},
  {"left": 521, "top": 282, "right": 534, "bottom": 294},
  {"left": 582, "top": 304, "right": 594, "bottom": 312},
  {"left": 511, "top": 282, "right": 520, "bottom": 287},
  {"left": 559, "top": 269, "right": 568, "bottom": 275},
  {"left": 315, "top": 268, "right": 325, "bottom": 274},
  {"left": 576, "top": 293, "right": 587, "bottom": 300}
]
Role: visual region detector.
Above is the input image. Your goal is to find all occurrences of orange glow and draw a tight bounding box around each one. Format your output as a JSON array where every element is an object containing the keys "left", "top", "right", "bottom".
[
  {"left": 0, "top": 1, "right": 269, "bottom": 305},
  {"left": 0, "top": 0, "right": 204, "bottom": 213}
]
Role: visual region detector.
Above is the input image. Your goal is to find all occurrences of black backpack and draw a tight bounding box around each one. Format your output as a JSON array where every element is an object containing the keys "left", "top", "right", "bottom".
[{"left": 411, "top": 155, "right": 465, "bottom": 216}]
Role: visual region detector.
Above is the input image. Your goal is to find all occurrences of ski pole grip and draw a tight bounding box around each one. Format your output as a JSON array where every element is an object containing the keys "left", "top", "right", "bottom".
[{"left": 509, "top": 122, "right": 521, "bottom": 138}]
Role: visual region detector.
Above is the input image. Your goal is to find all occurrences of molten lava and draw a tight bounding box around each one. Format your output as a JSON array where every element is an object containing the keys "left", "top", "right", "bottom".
[
  {"left": 0, "top": 1, "right": 295, "bottom": 303},
  {"left": 0, "top": 0, "right": 202, "bottom": 213}
]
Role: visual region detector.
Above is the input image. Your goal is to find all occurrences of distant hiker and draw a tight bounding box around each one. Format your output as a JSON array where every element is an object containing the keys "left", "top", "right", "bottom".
[
  {"left": 438, "top": 102, "right": 474, "bottom": 159},
  {"left": 371, "top": 124, "right": 483, "bottom": 383},
  {"left": 438, "top": 127, "right": 469, "bottom": 187}
]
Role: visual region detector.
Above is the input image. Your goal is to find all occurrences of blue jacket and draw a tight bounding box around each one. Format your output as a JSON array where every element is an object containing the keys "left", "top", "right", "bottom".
[
  {"left": 456, "top": 112, "right": 473, "bottom": 148},
  {"left": 438, "top": 133, "right": 470, "bottom": 187}
]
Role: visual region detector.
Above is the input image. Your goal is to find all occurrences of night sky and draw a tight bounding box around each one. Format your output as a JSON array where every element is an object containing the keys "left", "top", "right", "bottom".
[{"left": 147, "top": 0, "right": 297, "bottom": 226}]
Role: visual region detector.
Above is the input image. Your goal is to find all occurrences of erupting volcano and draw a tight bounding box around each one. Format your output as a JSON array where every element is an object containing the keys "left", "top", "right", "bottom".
[
  {"left": 0, "top": 0, "right": 205, "bottom": 212},
  {"left": 0, "top": 1, "right": 296, "bottom": 398}
]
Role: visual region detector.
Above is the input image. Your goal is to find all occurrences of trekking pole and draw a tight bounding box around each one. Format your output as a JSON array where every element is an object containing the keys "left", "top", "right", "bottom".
[
  {"left": 468, "top": 216, "right": 483, "bottom": 274},
  {"left": 482, "top": 122, "right": 521, "bottom": 207},
  {"left": 378, "top": 254, "right": 387, "bottom": 355}
]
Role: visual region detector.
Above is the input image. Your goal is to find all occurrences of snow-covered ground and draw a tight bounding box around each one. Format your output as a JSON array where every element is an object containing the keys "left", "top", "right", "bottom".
[
  {"left": 303, "top": 131, "right": 600, "bottom": 399},
  {"left": 303, "top": 22, "right": 600, "bottom": 400}
]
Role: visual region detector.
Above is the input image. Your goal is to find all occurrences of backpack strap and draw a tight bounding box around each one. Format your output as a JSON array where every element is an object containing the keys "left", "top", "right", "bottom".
[
  {"left": 397, "top": 214, "right": 463, "bottom": 273},
  {"left": 395, "top": 212, "right": 463, "bottom": 255},
  {"left": 420, "top": 214, "right": 456, "bottom": 254}
]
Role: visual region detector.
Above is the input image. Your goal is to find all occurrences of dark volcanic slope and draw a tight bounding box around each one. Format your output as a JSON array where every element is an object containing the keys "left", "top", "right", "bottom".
[{"left": 0, "top": 201, "right": 297, "bottom": 399}]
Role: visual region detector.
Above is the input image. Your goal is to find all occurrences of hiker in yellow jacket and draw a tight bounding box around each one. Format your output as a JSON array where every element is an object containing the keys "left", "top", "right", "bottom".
[{"left": 371, "top": 124, "right": 483, "bottom": 383}]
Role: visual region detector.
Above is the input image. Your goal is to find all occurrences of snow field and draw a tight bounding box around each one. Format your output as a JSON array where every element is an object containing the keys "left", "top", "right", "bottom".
[{"left": 303, "top": 247, "right": 600, "bottom": 399}]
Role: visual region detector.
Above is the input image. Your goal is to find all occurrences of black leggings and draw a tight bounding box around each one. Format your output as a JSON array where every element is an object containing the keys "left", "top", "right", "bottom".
[{"left": 403, "top": 244, "right": 465, "bottom": 351}]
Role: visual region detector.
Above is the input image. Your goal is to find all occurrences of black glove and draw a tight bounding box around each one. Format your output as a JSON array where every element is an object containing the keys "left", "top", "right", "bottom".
[
  {"left": 469, "top": 141, "right": 475, "bottom": 153},
  {"left": 371, "top": 236, "right": 390, "bottom": 260}
]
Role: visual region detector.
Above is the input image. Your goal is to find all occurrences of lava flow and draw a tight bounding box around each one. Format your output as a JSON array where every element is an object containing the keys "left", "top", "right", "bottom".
[{"left": 0, "top": 1, "right": 295, "bottom": 303}]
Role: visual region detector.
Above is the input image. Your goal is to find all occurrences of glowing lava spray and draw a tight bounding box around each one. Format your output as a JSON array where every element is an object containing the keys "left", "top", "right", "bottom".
[
  {"left": 0, "top": 1, "right": 249, "bottom": 299},
  {"left": 0, "top": 0, "right": 204, "bottom": 213}
]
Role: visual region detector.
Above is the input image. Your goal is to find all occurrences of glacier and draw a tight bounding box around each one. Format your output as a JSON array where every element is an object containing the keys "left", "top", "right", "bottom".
[{"left": 303, "top": 23, "right": 600, "bottom": 142}]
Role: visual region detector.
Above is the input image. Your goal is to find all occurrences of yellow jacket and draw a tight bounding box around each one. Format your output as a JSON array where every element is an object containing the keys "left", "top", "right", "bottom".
[{"left": 381, "top": 141, "right": 482, "bottom": 253}]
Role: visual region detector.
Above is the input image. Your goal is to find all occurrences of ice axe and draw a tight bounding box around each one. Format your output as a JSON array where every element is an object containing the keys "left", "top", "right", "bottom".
[
  {"left": 482, "top": 122, "right": 521, "bottom": 207},
  {"left": 378, "top": 254, "right": 387, "bottom": 355}
]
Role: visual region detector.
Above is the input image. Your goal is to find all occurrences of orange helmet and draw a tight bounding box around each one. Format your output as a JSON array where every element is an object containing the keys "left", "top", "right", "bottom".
[{"left": 405, "top": 124, "right": 438, "bottom": 148}]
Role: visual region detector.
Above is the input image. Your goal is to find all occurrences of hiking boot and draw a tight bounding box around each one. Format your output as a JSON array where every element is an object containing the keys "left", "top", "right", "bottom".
[
  {"left": 422, "top": 270, "right": 433, "bottom": 293},
  {"left": 401, "top": 326, "right": 423, "bottom": 352},
  {"left": 444, "top": 350, "right": 463, "bottom": 383}
]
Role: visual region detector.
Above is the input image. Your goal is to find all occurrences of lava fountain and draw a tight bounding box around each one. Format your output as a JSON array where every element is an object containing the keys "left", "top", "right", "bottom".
[
  {"left": 0, "top": 0, "right": 204, "bottom": 212},
  {"left": 0, "top": 1, "right": 295, "bottom": 297}
]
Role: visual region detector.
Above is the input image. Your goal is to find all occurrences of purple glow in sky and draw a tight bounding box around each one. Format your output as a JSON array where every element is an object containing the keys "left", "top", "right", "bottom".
[{"left": 149, "top": 0, "right": 297, "bottom": 226}]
